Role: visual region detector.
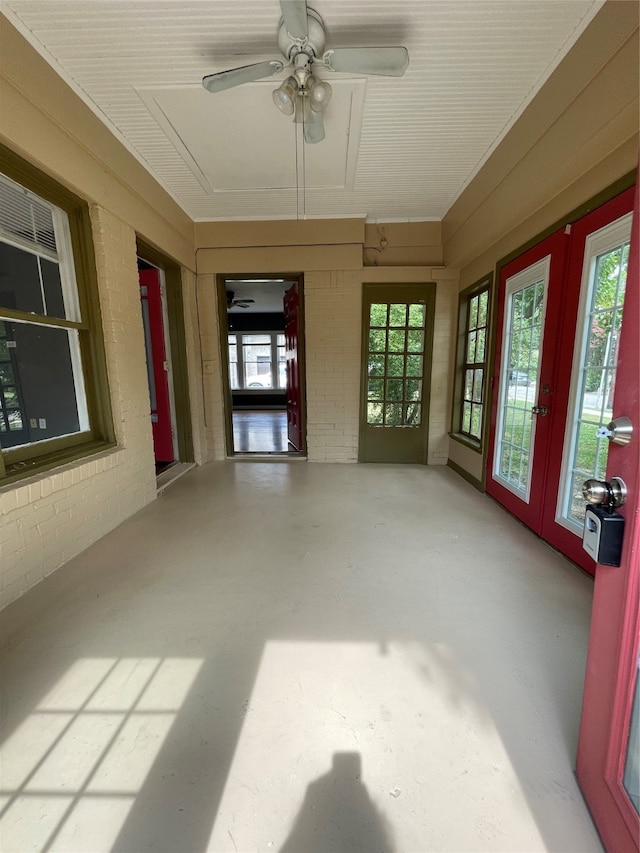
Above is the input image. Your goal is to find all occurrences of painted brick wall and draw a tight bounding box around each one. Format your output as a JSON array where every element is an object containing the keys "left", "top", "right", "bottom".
[
  {"left": 429, "top": 269, "right": 459, "bottom": 465},
  {"left": 0, "top": 207, "right": 157, "bottom": 609},
  {"left": 305, "top": 270, "right": 362, "bottom": 462}
]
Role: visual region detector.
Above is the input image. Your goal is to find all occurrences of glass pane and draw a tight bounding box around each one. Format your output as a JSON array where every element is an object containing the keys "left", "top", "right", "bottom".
[
  {"left": 369, "top": 304, "right": 387, "bottom": 327},
  {"left": 462, "top": 401, "right": 472, "bottom": 433},
  {"left": 478, "top": 291, "right": 488, "bottom": 326},
  {"left": 388, "top": 304, "right": 407, "bottom": 327},
  {"left": 407, "top": 330, "right": 423, "bottom": 353},
  {"left": 277, "top": 334, "right": 285, "bottom": 346},
  {"left": 7, "top": 409, "right": 22, "bottom": 431},
  {"left": 406, "top": 355, "right": 422, "bottom": 377},
  {"left": 386, "top": 379, "right": 403, "bottom": 401},
  {"left": 277, "top": 346, "right": 286, "bottom": 389},
  {"left": 470, "top": 404, "right": 482, "bottom": 439},
  {"left": 0, "top": 244, "right": 68, "bottom": 320},
  {"left": 469, "top": 296, "right": 479, "bottom": 330},
  {"left": 408, "top": 304, "right": 425, "bottom": 327},
  {"left": 369, "top": 329, "right": 386, "bottom": 352},
  {"left": 405, "top": 379, "right": 421, "bottom": 402},
  {"left": 387, "top": 330, "right": 405, "bottom": 353},
  {"left": 0, "top": 410, "right": 5, "bottom": 431},
  {"left": 561, "top": 235, "right": 629, "bottom": 528},
  {"left": 496, "top": 278, "right": 544, "bottom": 495},
  {"left": 472, "top": 369, "right": 483, "bottom": 403},
  {"left": 405, "top": 401, "right": 421, "bottom": 426},
  {"left": 623, "top": 660, "right": 640, "bottom": 815},
  {"left": 0, "top": 363, "right": 13, "bottom": 383},
  {"left": 243, "top": 337, "right": 272, "bottom": 387},
  {"left": 367, "top": 402, "right": 383, "bottom": 425},
  {"left": 0, "top": 243, "right": 44, "bottom": 314},
  {"left": 368, "top": 378, "right": 383, "bottom": 400},
  {"left": 3, "top": 386, "right": 18, "bottom": 406},
  {"left": 476, "top": 328, "right": 486, "bottom": 362},
  {"left": 466, "top": 331, "right": 477, "bottom": 363},
  {"left": 384, "top": 403, "right": 403, "bottom": 426},
  {"left": 387, "top": 355, "right": 404, "bottom": 377},
  {"left": 41, "top": 258, "right": 66, "bottom": 319},
  {"left": 0, "top": 322, "right": 87, "bottom": 450},
  {"left": 368, "top": 354, "right": 385, "bottom": 376},
  {"left": 229, "top": 363, "right": 239, "bottom": 389}
]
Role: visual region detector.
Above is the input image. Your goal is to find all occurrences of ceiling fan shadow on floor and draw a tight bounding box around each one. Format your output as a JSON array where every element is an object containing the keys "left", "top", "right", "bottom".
[
  {"left": 227, "top": 291, "right": 256, "bottom": 310},
  {"left": 202, "top": 0, "right": 409, "bottom": 143}
]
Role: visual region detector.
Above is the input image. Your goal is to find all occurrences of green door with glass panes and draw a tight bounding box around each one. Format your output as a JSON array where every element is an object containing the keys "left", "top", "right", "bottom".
[{"left": 360, "top": 283, "right": 435, "bottom": 463}]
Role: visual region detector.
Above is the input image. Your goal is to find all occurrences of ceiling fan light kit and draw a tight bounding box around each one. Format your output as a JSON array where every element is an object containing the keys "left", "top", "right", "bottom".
[{"left": 202, "top": 0, "right": 409, "bottom": 144}]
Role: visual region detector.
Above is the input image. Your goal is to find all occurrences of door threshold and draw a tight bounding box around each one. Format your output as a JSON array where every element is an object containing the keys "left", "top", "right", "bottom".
[
  {"left": 156, "top": 461, "right": 195, "bottom": 493},
  {"left": 230, "top": 453, "right": 307, "bottom": 462}
]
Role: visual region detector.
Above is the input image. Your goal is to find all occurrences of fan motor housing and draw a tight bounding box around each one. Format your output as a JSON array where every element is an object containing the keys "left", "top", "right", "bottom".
[{"left": 278, "top": 7, "right": 325, "bottom": 61}]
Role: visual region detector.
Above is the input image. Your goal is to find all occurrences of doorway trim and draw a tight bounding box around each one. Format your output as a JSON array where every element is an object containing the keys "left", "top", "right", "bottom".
[
  {"left": 358, "top": 281, "right": 436, "bottom": 464},
  {"left": 137, "top": 238, "right": 194, "bottom": 464},
  {"left": 216, "top": 272, "right": 307, "bottom": 457}
]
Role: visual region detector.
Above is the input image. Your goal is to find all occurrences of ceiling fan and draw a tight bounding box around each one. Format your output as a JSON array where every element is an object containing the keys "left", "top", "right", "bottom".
[
  {"left": 227, "top": 291, "right": 256, "bottom": 309},
  {"left": 202, "top": 0, "right": 409, "bottom": 144}
]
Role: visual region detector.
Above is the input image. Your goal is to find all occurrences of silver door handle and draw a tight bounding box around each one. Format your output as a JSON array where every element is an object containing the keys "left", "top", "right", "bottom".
[{"left": 531, "top": 405, "right": 549, "bottom": 416}]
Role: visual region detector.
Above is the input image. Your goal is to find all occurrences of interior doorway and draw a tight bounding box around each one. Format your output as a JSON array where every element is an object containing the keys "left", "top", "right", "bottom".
[
  {"left": 137, "top": 249, "right": 194, "bottom": 481},
  {"left": 219, "top": 275, "right": 306, "bottom": 456}
]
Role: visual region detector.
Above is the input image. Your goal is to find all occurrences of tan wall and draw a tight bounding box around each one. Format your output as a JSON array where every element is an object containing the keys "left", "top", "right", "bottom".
[
  {"left": 444, "top": 1, "right": 639, "bottom": 482},
  {"left": 364, "top": 222, "right": 443, "bottom": 267},
  {"left": 0, "top": 20, "right": 199, "bottom": 607}
]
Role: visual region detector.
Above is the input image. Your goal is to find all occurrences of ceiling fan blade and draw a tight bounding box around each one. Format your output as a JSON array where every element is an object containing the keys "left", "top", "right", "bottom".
[
  {"left": 280, "top": 0, "right": 308, "bottom": 40},
  {"left": 303, "top": 104, "right": 325, "bottom": 144},
  {"left": 203, "top": 60, "right": 284, "bottom": 93},
  {"left": 322, "top": 46, "right": 409, "bottom": 77}
]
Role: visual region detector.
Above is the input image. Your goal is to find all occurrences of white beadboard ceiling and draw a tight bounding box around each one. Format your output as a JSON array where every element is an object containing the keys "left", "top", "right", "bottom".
[{"left": 3, "top": 0, "right": 603, "bottom": 222}]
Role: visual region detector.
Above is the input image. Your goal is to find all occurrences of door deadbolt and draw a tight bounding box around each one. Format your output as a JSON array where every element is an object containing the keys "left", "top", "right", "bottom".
[
  {"left": 596, "top": 416, "right": 633, "bottom": 446},
  {"left": 582, "top": 476, "right": 627, "bottom": 508}
]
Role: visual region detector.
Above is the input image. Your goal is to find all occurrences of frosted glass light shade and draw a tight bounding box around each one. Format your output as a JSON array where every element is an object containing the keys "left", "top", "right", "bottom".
[
  {"left": 272, "top": 77, "right": 297, "bottom": 115},
  {"left": 308, "top": 77, "right": 332, "bottom": 113}
]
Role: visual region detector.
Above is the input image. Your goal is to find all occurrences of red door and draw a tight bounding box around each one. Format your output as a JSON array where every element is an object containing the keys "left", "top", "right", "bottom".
[
  {"left": 139, "top": 267, "right": 174, "bottom": 464},
  {"left": 284, "top": 282, "right": 303, "bottom": 452},
  {"left": 486, "top": 229, "right": 569, "bottom": 530},
  {"left": 541, "top": 189, "right": 635, "bottom": 570},
  {"left": 576, "top": 175, "right": 639, "bottom": 852},
  {"left": 487, "top": 189, "right": 634, "bottom": 574}
]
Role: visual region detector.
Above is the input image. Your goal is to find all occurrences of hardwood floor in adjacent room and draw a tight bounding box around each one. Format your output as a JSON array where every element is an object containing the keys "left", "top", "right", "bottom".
[{"left": 233, "top": 410, "right": 289, "bottom": 453}]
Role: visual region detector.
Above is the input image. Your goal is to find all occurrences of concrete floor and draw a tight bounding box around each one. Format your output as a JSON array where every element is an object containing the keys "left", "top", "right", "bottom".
[{"left": 0, "top": 463, "right": 603, "bottom": 853}]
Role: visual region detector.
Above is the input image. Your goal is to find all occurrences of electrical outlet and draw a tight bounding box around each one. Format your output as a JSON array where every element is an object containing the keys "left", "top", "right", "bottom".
[
  {"left": 30, "top": 418, "right": 38, "bottom": 428},
  {"left": 38, "top": 418, "right": 47, "bottom": 429}
]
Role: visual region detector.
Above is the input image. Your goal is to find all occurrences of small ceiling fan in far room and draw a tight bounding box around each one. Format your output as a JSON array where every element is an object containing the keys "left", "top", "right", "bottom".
[
  {"left": 226, "top": 291, "right": 256, "bottom": 309},
  {"left": 202, "top": 0, "right": 409, "bottom": 143}
]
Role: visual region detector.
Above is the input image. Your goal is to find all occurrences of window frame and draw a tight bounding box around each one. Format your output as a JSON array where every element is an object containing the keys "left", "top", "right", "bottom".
[
  {"left": 0, "top": 146, "right": 114, "bottom": 485},
  {"left": 228, "top": 331, "right": 286, "bottom": 391},
  {"left": 450, "top": 275, "right": 492, "bottom": 452}
]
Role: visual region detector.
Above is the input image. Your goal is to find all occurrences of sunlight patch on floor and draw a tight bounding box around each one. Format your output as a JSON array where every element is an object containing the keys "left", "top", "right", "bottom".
[
  {"left": 0, "top": 657, "right": 203, "bottom": 853},
  {"left": 208, "top": 640, "right": 547, "bottom": 852}
]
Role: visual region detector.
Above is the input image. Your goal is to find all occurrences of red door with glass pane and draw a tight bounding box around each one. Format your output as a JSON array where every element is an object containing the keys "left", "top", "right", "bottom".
[
  {"left": 487, "top": 189, "right": 634, "bottom": 574},
  {"left": 139, "top": 268, "right": 174, "bottom": 464},
  {"left": 284, "top": 282, "right": 303, "bottom": 451},
  {"left": 541, "top": 189, "right": 634, "bottom": 569},
  {"left": 576, "top": 175, "right": 639, "bottom": 853},
  {"left": 486, "top": 229, "right": 569, "bottom": 531}
]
